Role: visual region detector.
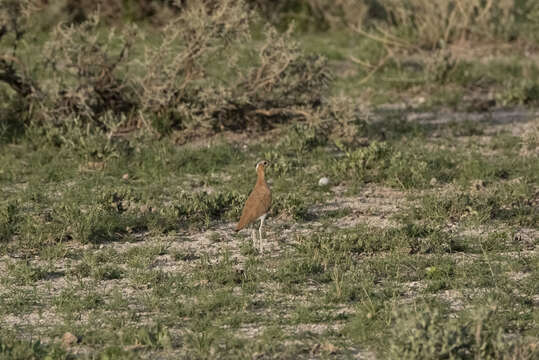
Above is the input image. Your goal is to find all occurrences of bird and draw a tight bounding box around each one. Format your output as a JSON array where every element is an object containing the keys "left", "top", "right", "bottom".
[{"left": 235, "top": 160, "right": 272, "bottom": 253}]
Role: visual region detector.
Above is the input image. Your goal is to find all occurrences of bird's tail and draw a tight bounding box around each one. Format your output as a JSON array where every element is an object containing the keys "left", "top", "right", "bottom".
[{"left": 235, "top": 220, "right": 247, "bottom": 232}]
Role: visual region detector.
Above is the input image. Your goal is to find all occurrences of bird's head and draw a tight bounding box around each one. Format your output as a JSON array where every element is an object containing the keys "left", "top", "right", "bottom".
[{"left": 255, "top": 160, "right": 269, "bottom": 172}]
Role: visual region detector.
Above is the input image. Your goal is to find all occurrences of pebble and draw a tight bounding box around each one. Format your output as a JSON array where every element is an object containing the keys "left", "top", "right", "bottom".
[{"left": 318, "top": 177, "right": 330, "bottom": 186}]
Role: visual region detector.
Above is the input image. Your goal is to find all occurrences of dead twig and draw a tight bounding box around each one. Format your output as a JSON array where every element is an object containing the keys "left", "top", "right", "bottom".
[{"left": 247, "top": 108, "right": 312, "bottom": 121}]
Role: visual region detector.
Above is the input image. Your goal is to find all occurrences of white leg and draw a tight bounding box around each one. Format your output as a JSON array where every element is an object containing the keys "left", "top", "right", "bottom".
[
  {"left": 258, "top": 216, "right": 265, "bottom": 253},
  {"left": 251, "top": 229, "right": 257, "bottom": 250}
]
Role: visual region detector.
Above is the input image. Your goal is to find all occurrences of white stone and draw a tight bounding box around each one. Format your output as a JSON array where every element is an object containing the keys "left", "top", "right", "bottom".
[{"left": 318, "top": 177, "right": 330, "bottom": 186}]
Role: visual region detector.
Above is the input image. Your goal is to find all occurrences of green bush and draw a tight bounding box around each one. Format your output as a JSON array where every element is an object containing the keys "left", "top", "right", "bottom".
[
  {"left": 175, "top": 191, "right": 245, "bottom": 227},
  {"left": 0, "top": 335, "right": 70, "bottom": 360},
  {"left": 0, "top": 202, "right": 19, "bottom": 242},
  {"left": 389, "top": 307, "right": 538, "bottom": 360}
]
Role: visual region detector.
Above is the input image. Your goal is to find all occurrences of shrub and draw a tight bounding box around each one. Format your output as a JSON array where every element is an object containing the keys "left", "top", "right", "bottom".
[
  {"left": 62, "top": 0, "right": 180, "bottom": 25},
  {"left": 0, "top": 202, "right": 19, "bottom": 242},
  {"left": 0, "top": 335, "right": 69, "bottom": 360},
  {"left": 38, "top": 13, "right": 138, "bottom": 129},
  {"left": 331, "top": 140, "right": 392, "bottom": 183},
  {"left": 136, "top": 15, "right": 330, "bottom": 133},
  {"left": 350, "top": 0, "right": 539, "bottom": 50},
  {"left": 175, "top": 191, "right": 245, "bottom": 227},
  {"left": 0, "top": 0, "right": 37, "bottom": 141},
  {"left": 271, "top": 192, "right": 309, "bottom": 221},
  {"left": 389, "top": 306, "right": 538, "bottom": 360},
  {"left": 346, "top": 0, "right": 539, "bottom": 88},
  {"left": 0, "top": 0, "right": 332, "bottom": 142},
  {"left": 133, "top": 0, "right": 253, "bottom": 133},
  {"left": 247, "top": 0, "right": 374, "bottom": 31}
]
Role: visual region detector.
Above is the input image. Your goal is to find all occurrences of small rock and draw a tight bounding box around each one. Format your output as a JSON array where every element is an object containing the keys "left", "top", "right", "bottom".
[
  {"left": 318, "top": 177, "right": 330, "bottom": 186},
  {"left": 122, "top": 173, "right": 129, "bottom": 180},
  {"left": 429, "top": 177, "right": 438, "bottom": 186},
  {"left": 62, "top": 332, "right": 78, "bottom": 348}
]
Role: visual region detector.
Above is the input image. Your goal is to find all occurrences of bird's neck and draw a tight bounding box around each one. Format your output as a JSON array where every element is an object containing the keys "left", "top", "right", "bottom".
[{"left": 256, "top": 169, "right": 265, "bottom": 183}]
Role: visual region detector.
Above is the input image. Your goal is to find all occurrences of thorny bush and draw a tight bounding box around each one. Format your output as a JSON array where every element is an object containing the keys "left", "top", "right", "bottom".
[{"left": 0, "top": 0, "right": 331, "bottom": 143}]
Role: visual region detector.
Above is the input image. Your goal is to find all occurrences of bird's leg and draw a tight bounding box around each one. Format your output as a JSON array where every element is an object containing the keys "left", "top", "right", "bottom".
[
  {"left": 251, "top": 229, "right": 257, "bottom": 250},
  {"left": 258, "top": 216, "right": 265, "bottom": 253}
]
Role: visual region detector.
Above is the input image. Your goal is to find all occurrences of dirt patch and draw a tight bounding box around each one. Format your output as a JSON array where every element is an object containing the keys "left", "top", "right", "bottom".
[
  {"left": 311, "top": 185, "right": 406, "bottom": 229},
  {"left": 405, "top": 108, "right": 539, "bottom": 133},
  {"left": 284, "top": 322, "right": 346, "bottom": 335},
  {"left": 437, "top": 289, "right": 466, "bottom": 312}
]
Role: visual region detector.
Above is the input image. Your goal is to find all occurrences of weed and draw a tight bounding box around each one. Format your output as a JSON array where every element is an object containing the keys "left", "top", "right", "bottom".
[
  {"left": 4, "top": 261, "right": 49, "bottom": 286},
  {"left": 388, "top": 306, "right": 538, "bottom": 360},
  {"left": 271, "top": 193, "right": 309, "bottom": 221},
  {"left": 0, "top": 334, "right": 70, "bottom": 360},
  {"left": 120, "top": 324, "right": 172, "bottom": 350},
  {"left": 330, "top": 139, "right": 460, "bottom": 189},
  {"left": 176, "top": 191, "right": 244, "bottom": 228},
  {"left": 498, "top": 79, "right": 539, "bottom": 106},
  {"left": 0, "top": 201, "right": 19, "bottom": 242},
  {"left": 425, "top": 261, "right": 456, "bottom": 292},
  {"left": 195, "top": 252, "right": 244, "bottom": 287},
  {"left": 407, "top": 182, "right": 538, "bottom": 228}
]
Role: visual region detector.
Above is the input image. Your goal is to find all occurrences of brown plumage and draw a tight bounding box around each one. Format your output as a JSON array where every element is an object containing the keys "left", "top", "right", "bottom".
[{"left": 235, "top": 160, "right": 271, "bottom": 252}]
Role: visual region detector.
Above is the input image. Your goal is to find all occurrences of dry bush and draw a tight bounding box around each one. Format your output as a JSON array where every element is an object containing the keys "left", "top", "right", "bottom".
[
  {"left": 249, "top": 0, "right": 539, "bottom": 44},
  {"left": 0, "top": 0, "right": 42, "bottom": 140},
  {"left": 246, "top": 0, "right": 314, "bottom": 29},
  {"left": 38, "top": 14, "right": 138, "bottom": 129},
  {"left": 347, "top": 0, "right": 539, "bottom": 88},
  {"left": 133, "top": 0, "right": 252, "bottom": 132},
  {"left": 249, "top": 0, "right": 539, "bottom": 49},
  {"left": 306, "top": 0, "right": 371, "bottom": 29},
  {"left": 135, "top": 10, "right": 330, "bottom": 132},
  {"left": 219, "top": 25, "right": 330, "bottom": 129},
  {"left": 383, "top": 0, "right": 512, "bottom": 48},
  {"left": 247, "top": 0, "right": 373, "bottom": 30},
  {"left": 0, "top": 0, "right": 37, "bottom": 97},
  {"left": 325, "top": 96, "right": 367, "bottom": 143},
  {"left": 352, "top": 0, "right": 539, "bottom": 51},
  {"left": 61, "top": 0, "right": 181, "bottom": 25},
  {"left": 0, "top": 0, "right": 332, "bottom": 142}
]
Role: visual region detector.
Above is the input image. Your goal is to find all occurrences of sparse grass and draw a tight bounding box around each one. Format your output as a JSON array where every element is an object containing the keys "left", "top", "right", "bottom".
[
  {"left": 0, "top": 1, "right": 538, "bottom": 359},
  {"left": 0, "top": 333, "right": 71, "bottom": 360},
  {"left": 1, "top": 110, "right": 537, "bottom": 358}
]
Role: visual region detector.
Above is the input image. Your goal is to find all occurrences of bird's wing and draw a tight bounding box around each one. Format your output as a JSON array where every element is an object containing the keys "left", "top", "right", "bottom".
[{"left": 235, "top": 187, "right": 271, "bottom": 231}]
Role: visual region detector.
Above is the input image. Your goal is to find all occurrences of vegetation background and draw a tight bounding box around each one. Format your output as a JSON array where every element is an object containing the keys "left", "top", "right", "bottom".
[{"left": 0, "top": 0, "right": 537, "bottom": 358}]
